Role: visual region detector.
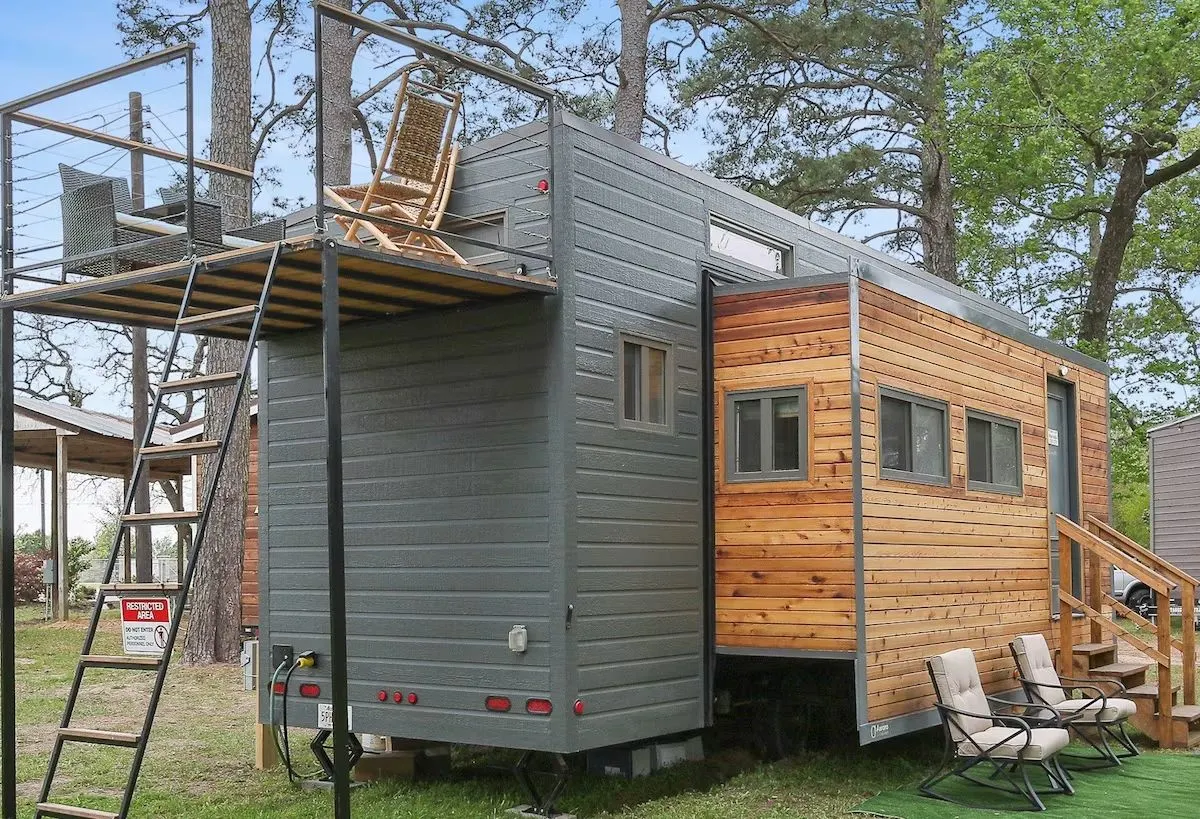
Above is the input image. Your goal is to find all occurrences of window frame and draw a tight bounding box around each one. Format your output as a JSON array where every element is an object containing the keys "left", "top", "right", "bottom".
[
  {"left": 966, "top": 408, "right": 1024, "bottom": 495},
  {"left": 708, "top": 214, "right": 793, "bottom": 277},
  {"left": 725, "top": 386, "right": 810, "bottom": 482},
  {"left": 877, "top": 385, "right": 951, "bottom": 486},
  {"left": 616, "top": 332, "right": 674, "bottom": 434}
]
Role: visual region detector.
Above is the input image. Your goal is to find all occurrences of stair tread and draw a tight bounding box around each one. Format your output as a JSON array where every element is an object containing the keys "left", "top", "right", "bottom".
[
  {"left": 59, "top": 727, "right": 140, "bottom": 747},
  {"left": 121, "top": 510, "right": 199, "bottom": 524},
  {"left": 1170, "top": 704, "right": 1200, "bottom": 722},
  {"left": 1089, "top": 662, "right": 1151, "bottom": 675},
  {"left": 140, "top": 440, "right": 219, "bottom": 458},
  {"left": 36, "top": 802, "right": 119, "bottom": 819},
  {"left": 1125, "top": 682, "right": 1181, "bottom": 697},
  {"left": 177, "top": 304, "right": 258, "bottom": 329},
  {"left": 80, "top": 654, "right": 161, "bottom": 668},
  {"left": 158, "top": 371, "right": 239, "bottom": 393},
  {"left": 1072, "top": 642, "right": 1117, "bottom": 655}
]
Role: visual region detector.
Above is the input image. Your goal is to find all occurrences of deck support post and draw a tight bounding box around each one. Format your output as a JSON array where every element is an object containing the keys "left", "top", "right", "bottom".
[
  {"left": 1058, "top": 530, "right": 1074, "bottom": 677},
  {"left": 321, "top": 239, "right": 351, "bottom": 818},
  {"left": 54, "top": 433, "right": 69, "bottom": 620}
]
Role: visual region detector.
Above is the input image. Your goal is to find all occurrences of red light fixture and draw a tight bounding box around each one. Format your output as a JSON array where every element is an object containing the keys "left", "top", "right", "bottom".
[
  {"left": 377, "top": 690, "right": 388, "bottom": 702},
  {"left": 536, "top": 179, "right": 549, "bottom": 193},
  {"left": 272, "top": 681, "right": 286, "bottom": 695},
  {"left": 407, "top": 692, "right": 419, "bottom": 705},
  {"left": 485, "top": 696, "right": 512, "bottom": 713},
  {"left": 298, "top": 683, "right": 321, "bottom": 698},
  {"left": 393, "top": 691, "right": 404, "bottom": 703},
  {"left": 573, "top": 699, "right": 585, "bottom": 716},
  {"left": 526, "top": 698, "right": 553, "bottom": 715}
]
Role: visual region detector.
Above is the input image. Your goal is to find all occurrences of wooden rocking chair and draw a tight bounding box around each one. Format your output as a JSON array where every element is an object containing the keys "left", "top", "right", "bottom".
[{"left": 326, "top": 70, "right": 464, "bottom": 264}]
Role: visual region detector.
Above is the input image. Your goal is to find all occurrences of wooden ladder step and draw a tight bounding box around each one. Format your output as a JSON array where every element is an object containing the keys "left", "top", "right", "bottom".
[
  {"left": 1125, "top": 682, "right": 1180, "bottom": 699},
  {"left": 36, "top": 802, "right": 119, "bottom": 819},
  {"left": 140, "top": 440, "right": 220, "bottom": 459},
  {"left": 158, "top": 371, "right": 239, "bottom": 394},
  {"left": 177, "top": 304, "right": 258, "bottom": 331},
  {"left": 80, "top": 655, "right": 162, "bottom": 670},
  {"left": 121, "top": 511, "right": 199, "bottom": 526},
  {"left": 98, "top": 582, "right": 182, "bottom": 594},
  {"left": 58, "top": 728, "right": 141, "bottom": 748}
]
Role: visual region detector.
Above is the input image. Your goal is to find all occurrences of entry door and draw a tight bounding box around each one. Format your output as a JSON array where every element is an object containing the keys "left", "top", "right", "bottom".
[{"left": 1047, "top": 379, "right": 1081, "bottom": 603}]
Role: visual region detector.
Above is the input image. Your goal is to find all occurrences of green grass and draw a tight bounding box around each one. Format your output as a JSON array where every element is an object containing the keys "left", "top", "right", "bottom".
[{"left": 7, "top": 608, "right": 1184, "bottom": 818}]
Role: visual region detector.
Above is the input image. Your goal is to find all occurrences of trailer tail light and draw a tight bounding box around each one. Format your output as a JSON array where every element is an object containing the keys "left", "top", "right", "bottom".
[
  {"left": 298, "top": 683, "right": 321, "bottom": 698},
  {"left": 393, "top": 691, "right": 404, "bottom": 703},
  {"left": 573, "top": 699, "right": 585, "bottom": 716},
  {"left": 526, "top": 698, "right": 553, "bottom": 715},
  {"left": 407, "top": 692, "right": 419, "bottom": 705},
  {"left": 377, "top": 690, "right": 388, "bottom": 702},
  {"left": 536, "top": 179, "right": 549, "bottom": 193},
  {"left": 272, "top": 682, "right": 286, "bottom": 695},
  {"left": 485, "top": 696, "right": 512, "bottom": 713}
]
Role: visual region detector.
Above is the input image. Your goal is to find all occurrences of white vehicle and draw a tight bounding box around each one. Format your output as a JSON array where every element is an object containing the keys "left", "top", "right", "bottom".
[{"left": 1113, "top": 567, "right": 1200, "bottom": 626}]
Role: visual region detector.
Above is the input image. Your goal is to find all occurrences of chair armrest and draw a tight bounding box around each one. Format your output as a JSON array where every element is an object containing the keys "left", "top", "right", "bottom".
[
  {"left": 993, "top": 696, "right": 1063, "bottom": 725},
  {"left": 935, "top": 702, "right": 1034, "bottom": 756},
  {"left": 1019, "top": 677, "right": 1108, "bottom": 722}
]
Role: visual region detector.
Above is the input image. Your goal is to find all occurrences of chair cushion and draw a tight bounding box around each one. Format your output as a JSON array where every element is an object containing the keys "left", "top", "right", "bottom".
[
  {"left": 929, "top": 648, "right": 992, "bottom": 740},
  {"left": 1012, "top": 633, "right": 1066, "bottom": 706},
  {"left": 1056, "top": 697, "right": 1136, "bottom": 722},
  {"left": 959, "top": 726, "right": 1070, "bottom": 761}
]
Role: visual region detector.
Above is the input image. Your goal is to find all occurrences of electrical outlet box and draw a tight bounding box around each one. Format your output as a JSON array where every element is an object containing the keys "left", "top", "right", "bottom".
[{"left": 271, "top": 644, "right": 294, "bottom": 669}]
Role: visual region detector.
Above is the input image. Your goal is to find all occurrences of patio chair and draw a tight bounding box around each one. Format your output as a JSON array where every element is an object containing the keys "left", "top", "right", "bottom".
[
  {"left": 920, "top": 647, "right": 1073, "bottom": 811},
  {"left": 325, "top": 69, "right": 465, "bottom": 265},
  {"left": 1010, "top": 633, "right": 1139, "bottom": 766}
]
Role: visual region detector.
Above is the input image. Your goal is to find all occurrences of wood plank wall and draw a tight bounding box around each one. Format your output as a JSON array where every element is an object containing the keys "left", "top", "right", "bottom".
[
  {"left": 242, "top": 418, "right": 260, "bottom": 628},
  {"left": 712, "top": 283, "right": 856, "bottom": 653},
  {"left": 857, "top": 280, "right": 1108, "bottom": 723}
]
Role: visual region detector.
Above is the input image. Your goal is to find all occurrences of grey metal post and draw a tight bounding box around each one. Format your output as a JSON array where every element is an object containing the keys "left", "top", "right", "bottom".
[
  {"left": 55, "top": 433, "right": 69, "bottom": 620},
  {"left": 0, "top": 108, "right": 15, "bottom": 819},
  {"left": 321, "top": 239, "right": 349, "bottom": 818},
  {"left": 313, "top": 7, "right": 326, "bottom": 233}
]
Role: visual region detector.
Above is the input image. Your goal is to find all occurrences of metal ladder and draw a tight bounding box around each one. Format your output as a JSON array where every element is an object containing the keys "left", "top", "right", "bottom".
[{"left": 35, "top": 242, "right": 283, "bottom": 819}]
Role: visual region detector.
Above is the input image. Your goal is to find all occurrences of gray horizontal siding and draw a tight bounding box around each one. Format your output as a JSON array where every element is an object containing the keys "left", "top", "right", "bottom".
[
  {"left": 568, "top": 127, "right": 707, "bottom": 748},
  {"left": 1152, "top": 419, "right": 1200, "bottom": 580},
  {"left": 261, "top": 298, "right": 558, "bottom": 750}
]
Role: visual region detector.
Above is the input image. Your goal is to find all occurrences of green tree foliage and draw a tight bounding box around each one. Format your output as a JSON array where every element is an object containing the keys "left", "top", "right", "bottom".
[{"left": 681, "top": 0, "right": 963, "bottom": 281}]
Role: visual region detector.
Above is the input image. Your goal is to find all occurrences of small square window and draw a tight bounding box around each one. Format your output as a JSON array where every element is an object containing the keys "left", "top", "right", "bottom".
[
  {"left": 726, "top": 387, "right": 808, "bottom": 481},
  {"left": 878, "top": 387, "right": 949, "bottom": 485},
  {"left": 967, "top": 410, "right": 1022, "bottom": 493},
  {"left": 619, "top": 334, "right": 673, "bottom": 432}
]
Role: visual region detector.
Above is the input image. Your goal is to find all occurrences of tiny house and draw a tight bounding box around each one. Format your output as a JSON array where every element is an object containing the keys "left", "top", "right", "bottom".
[
  {"left": 255, "top": 113, "right": 1111, "bottom": 752},
  {"left": 1150, "top": 413, "right": 1200, "bottom": 583}
]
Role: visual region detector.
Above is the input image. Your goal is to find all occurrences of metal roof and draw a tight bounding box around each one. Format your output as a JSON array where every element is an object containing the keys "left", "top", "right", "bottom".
[
  {"left": 1148, "top": 410, "right": 1200, "bottom": 436},
  {"left": 15, "top": 396, "right": 173, "bottom": 445}
]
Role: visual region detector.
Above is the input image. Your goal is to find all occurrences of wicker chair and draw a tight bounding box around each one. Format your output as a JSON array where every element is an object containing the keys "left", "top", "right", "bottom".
[
  {"left": 920, "top": 648, "right": 1073, "bottom": 811},
  {"left": 325, "top": 70, "right": 464, "bottom": 264},
  {"left": 58, "top": 164, "right": 148, "bottom": 277}
]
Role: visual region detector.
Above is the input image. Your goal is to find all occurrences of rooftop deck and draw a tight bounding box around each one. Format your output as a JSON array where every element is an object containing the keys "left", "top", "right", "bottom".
[{"left": 0, "top": 237, "right": 557, "bottom": 339}]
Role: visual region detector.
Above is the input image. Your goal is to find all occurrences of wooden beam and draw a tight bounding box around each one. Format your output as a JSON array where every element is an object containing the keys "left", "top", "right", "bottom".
[
  {"left": 55, "top": 433, "right": 69, "bottom": 621},
  {"left": 9, "top": 112, "right": 253, "bottom": 180}
]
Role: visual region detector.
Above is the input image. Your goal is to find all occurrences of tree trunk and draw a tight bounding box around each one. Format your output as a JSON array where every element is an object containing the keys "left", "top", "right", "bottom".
[
  {"left": 132, "top": 329, "right": 152, "bottom": 582},
  {"left": 183, "top": 0, "right": 253, "bottom": 665},
  {"left": 321, "top": 0, "right": 355, "bottom": 185},
  {"left": 613, "top": 0, "right": 650, "bottom": 141},
  {"left": 1079, "top": 152, "right": 1147, "bottom": 351},
  {"left": 917, "top": 0, "right": 958, "bottom": 284}
]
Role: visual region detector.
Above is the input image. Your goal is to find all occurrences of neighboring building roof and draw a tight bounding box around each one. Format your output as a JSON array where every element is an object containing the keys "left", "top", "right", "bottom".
[
  {"left": 13, "top": 395, "right": 188, "bottom": 479},
  {"left": 1148, "top": 410, "right": 1200, "bottom": 436}
]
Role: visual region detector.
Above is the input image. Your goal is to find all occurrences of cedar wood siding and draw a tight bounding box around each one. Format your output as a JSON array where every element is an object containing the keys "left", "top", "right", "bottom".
[
  {"left": 1150, "top": 417, "right": 1200, "bottom": 580},
  {"left": 857, "top": 280, "right": 1109, "bottom": 723},
  {"left": 712, "top": 284, "right": 855, "bottom": 653}
]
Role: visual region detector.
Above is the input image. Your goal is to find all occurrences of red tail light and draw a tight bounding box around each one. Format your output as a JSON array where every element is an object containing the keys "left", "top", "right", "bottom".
[
  {"left": 272, "top": 682, "right": 286, "bottom": 695},
  {"left": 485, "top": 696, "right": 512, "bottom": 712},
  {"left": 377, "top": 690, "right": 388, "bottom": 702},
  {"left": 536, "top": 179, "right": 549, "bottom": 193},
  {"left": 298, "top": 683, "right": 321, "bottom": 698},
  {"left": 573, "top": 699, "right": 585, "bottom": 716},
  {"left": 526, "top": 698, "right": 552, "bottom": 715},
  {"left": 407, "top": 692, "right": 418, "bottom": 705},
  {"left": 393, "top": 691, "right": 404, "bottom": 703}
]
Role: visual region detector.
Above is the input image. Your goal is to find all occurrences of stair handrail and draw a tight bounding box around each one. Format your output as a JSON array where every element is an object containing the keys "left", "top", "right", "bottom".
[
  {"left": 1056, "top": 514, "right": 1177, "bottom": 746},
  {"left": 1085, "top": 515, "right": 1196, "bottom": 707}
]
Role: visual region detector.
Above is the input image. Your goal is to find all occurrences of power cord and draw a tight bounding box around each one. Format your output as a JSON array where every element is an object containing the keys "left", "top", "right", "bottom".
[{"left": 268, "top": 655, "right": 322, "bottom": 783}]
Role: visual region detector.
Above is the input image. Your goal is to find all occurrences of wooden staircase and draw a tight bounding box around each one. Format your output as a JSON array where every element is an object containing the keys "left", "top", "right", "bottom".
[{"left": 1056, "top": 515, "right": 1200, "bottom": 749}]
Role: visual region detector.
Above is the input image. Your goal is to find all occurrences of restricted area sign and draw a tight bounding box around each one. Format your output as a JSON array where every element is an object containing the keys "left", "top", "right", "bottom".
[{"left": 120, "top": 597, "right": 171, "bottom": 656}]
